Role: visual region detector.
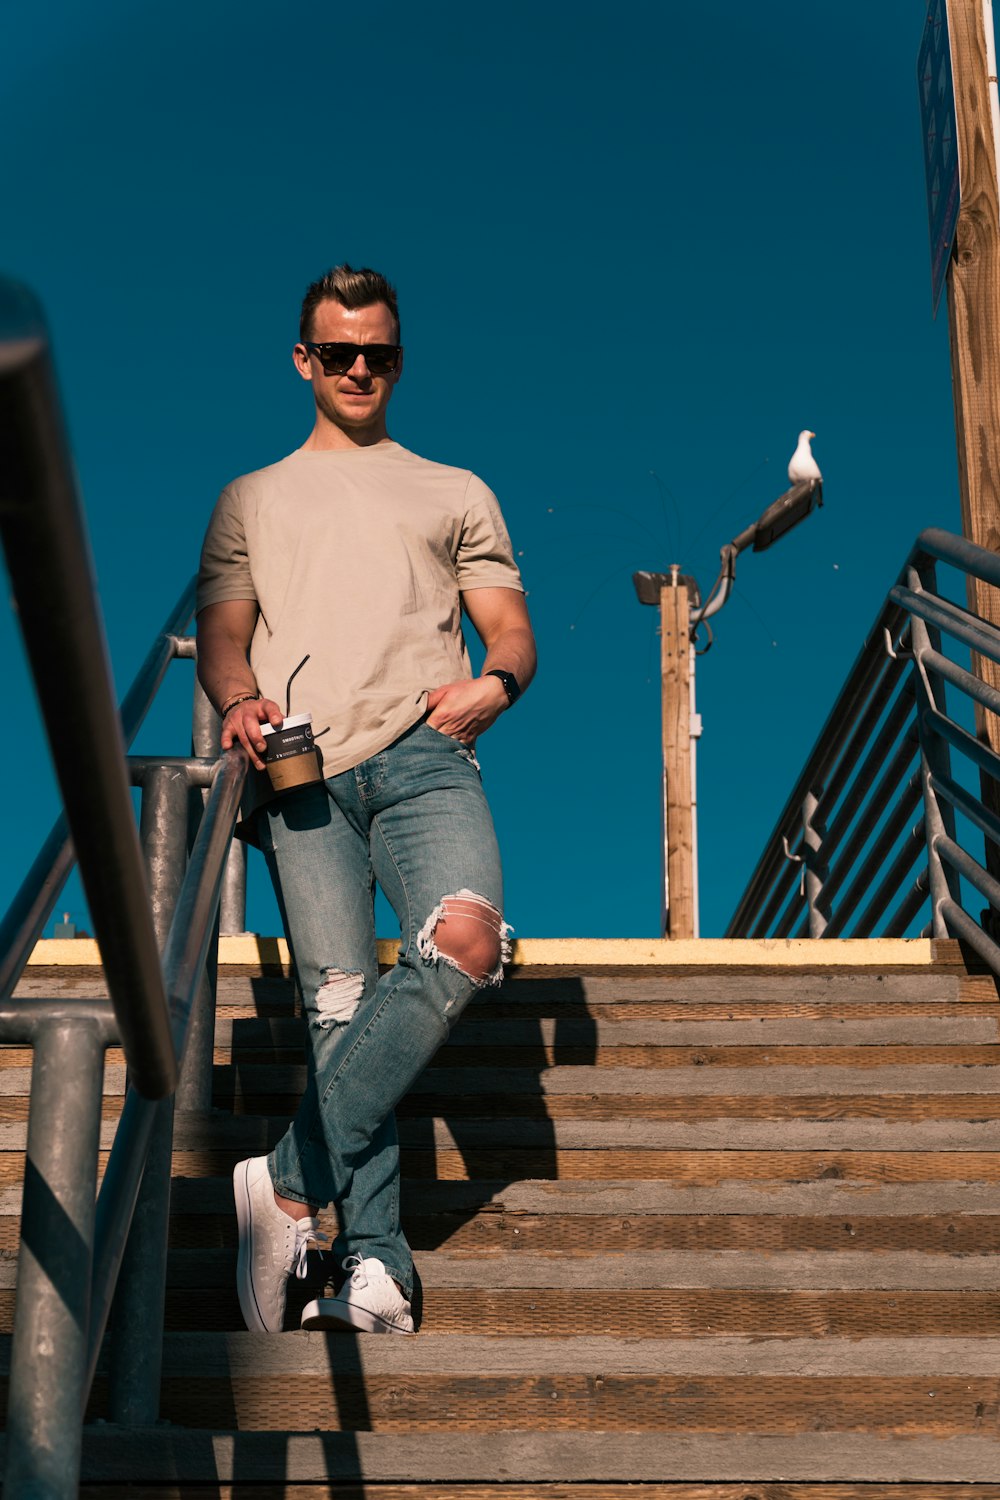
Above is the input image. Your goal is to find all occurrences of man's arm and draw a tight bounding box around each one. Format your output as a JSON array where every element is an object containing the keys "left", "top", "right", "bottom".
[
  {"left": 425, "top": 587, "right": 537, "bottom": 743},
  {"left": 197, "top": 600, "right": 284, "bottom": 770}
]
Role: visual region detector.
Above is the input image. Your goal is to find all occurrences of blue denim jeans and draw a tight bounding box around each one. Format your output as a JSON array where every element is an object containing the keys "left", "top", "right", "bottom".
[{"left": 257, "top": 719, "right": 508, "bottom": 1297}]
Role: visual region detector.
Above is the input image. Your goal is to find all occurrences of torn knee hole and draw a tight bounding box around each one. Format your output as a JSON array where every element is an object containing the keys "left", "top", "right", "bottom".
[
  {"left": 314, "top": 968, "right": 365, "bottom": 1026},
  {"left": 416, "top": 889, "right": 513, "bottom": 987}
]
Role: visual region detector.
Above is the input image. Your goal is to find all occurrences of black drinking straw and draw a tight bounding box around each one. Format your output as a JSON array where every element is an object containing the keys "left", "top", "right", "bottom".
[{"left": 284, "top": 654, "right": 310, "bottom": 717}]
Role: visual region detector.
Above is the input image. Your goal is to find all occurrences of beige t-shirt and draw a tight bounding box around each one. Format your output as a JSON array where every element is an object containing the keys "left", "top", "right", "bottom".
[{"left": 196, "top": 440, "right": 523, "bottom": 778}]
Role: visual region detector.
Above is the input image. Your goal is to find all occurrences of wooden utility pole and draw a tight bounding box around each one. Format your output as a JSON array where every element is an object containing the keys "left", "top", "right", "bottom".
[
  {"left": 945, "top": 0, "right": 1000, "bottom": 890},
  {"left": 660, "top": 579, "right": 694, "bottom": 938}
]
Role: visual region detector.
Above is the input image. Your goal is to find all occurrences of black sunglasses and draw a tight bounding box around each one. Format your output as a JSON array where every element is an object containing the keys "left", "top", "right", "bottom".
[{"left": 303, "top": 341, "right": 402, "bottom": 376}]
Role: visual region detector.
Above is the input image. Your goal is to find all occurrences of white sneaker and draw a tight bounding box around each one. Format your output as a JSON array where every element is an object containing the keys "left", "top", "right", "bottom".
[
  {"left": 233, "top": 1156, "right": 326, "bottom": 1333},
  {"left": 300, "top": 1255, "right": 415, "bottom": 1334}
]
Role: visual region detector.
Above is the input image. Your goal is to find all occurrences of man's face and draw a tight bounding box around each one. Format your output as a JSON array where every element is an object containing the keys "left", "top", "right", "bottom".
[{"left": 293, "top": 299, "right": 402, "bottom": 435}]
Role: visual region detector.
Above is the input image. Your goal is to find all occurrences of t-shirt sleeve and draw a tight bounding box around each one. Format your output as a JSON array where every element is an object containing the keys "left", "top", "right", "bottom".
[
  {"left": 196, "top": 482, "right": 257, "bottom": 612},
  {"left": 455, "top": 474, "right": 524, "bottom": 593}
]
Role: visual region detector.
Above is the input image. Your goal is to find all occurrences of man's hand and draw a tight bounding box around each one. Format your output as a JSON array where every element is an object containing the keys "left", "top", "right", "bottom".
[
  {"left": 426, "top": 677, "right": 508, "bottom": 744},
  {"left": 222, "top": 696, "right": 285, "bottom": 771}
]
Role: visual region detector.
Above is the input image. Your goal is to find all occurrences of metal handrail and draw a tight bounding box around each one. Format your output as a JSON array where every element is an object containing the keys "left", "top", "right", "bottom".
[
  {"left": 729, "top": 526, "right": 1000, "bottom": 963},
  {"left": 0, "top": 276, "right": 249, "bottom": 1495},
  {"left": 0, "top": 278, "right": 173, "bottom": 1098}
]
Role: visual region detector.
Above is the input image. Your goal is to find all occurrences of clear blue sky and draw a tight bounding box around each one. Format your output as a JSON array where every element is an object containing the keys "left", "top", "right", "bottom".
[{"left": 2, "top": 1, "right": 966, "bottom": 940}]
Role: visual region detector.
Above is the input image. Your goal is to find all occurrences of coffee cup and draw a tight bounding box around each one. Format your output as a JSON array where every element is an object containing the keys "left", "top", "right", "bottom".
[{"left": 261, "top": 713, "right": 323, "bottom": 792}]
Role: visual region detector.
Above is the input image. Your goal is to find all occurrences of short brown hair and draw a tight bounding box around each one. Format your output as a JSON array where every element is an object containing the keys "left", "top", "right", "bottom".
[{"left": 299, "top": 264, "right": 400, "bottom": 343}]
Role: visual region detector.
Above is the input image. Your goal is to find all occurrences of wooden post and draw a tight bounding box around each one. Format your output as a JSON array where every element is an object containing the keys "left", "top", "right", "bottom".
[
  {"left": 944, "top": 0, "right": 1000, "bottom": 896},
  {"left": 660, "top": 580, "right": 694, "bottom": 939}
]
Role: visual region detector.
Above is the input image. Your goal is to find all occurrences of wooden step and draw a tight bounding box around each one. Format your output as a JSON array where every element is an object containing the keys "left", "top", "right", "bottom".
[
  {"left": 46, "top": 1427, "right": 1000, "bottom": 1483},
  {"left": 68, "top": 1484, "right": 1000, "bottom": 1500},
  {"left": 55, "top": 1330, "right": 1000, "bottom": 1436}
]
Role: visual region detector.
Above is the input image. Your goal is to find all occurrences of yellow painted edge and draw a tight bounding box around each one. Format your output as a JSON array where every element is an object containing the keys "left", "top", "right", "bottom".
[{"left": 26, "top": 935, "right": 937, "bottom": 968}]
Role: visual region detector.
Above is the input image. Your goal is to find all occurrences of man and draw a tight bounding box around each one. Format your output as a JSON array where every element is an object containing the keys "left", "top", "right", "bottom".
[{"left": 196, "top": 264, "right": 535, "bottom": 1336}]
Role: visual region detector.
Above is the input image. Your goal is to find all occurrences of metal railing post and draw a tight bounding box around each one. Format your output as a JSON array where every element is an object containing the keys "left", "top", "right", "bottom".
[
  {"left": 180, "top": 679, "right": 227, "bottom": 1109},
  {"left": 193, "top": 674, "right": 247, "bottom": 937},
  {"left": 907, "top": 563, "right": 962, "bottom": 938},
  {"left": 802, "top": 788, "right": 829, "bottom": 938},
  {"left": 106, "top": 764, "right": 188, "bottom": 1425},
  {"left": 4, "top": 1013, "right": 111, "bottom": 1498},
  {"left": 221, "top": 837, "right": 248, "bottom": 937}
]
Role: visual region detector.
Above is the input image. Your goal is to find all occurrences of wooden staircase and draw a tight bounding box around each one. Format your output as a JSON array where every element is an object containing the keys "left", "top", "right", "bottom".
[{"left": 5, "top": 938, "right": 1000, "bottom": 1495}]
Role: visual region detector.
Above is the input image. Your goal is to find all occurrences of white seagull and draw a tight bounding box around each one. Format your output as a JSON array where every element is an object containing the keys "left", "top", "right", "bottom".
[{"left": 788, "top": 429, "right": 822, "bottom": 485}]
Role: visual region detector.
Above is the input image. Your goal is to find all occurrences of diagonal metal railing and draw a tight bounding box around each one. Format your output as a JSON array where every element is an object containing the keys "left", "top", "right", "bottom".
[
  {"left": 0, "top": 280, "right": 248, "bottom": 1495},
  {"left": 728, "top": 526, "right": 1000, "bottom": 973}
]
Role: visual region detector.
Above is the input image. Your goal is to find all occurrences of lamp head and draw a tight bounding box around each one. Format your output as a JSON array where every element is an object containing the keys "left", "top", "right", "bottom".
[
  {"left": 751, "top": 479, "right": 823, "bottom": 553},
  {"left": 632, "top": 571, "right": 702, "bottom": 607}
]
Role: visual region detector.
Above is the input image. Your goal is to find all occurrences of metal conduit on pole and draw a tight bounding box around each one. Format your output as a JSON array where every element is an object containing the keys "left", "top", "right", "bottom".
[{"left": 0, "top": 277, "right": 175, "bottom": 1098}]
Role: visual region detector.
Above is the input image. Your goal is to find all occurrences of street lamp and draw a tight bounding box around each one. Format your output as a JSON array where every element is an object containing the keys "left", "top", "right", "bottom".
[{"left": 633, "top": 478, "right": 823, "bottom": 939}]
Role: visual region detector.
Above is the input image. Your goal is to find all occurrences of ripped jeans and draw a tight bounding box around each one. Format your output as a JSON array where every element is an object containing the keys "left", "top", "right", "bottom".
[{"left": 257, "top": 718, "right": 508, "bottom": 1297}]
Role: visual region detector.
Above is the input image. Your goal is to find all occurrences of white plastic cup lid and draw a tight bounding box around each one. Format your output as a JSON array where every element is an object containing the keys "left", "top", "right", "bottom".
[{"left": 261, "top": 713, "right": 313, "bottom": 736}]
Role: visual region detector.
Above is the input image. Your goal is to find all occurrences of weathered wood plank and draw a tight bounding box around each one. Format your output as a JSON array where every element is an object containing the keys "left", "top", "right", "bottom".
[
  {"left": 159, "top": 1210, "right": 1000, "bottom": 1259},
  {"left": 4, "top": 1177, "right": 992, "bottom": 1219},
  {"left": 407, "top": 1288, "right": 1000, "bottom": 1339},
  {"left": 225, "top": 1062, "right": 1000, "bottom": 1097},
  {"left": 7, "top": 1059, "right": 1000, "bottom": 1104},
  {"left": 432, "top": 1045, "right": 1000, "bottom": 1068},
  {"left": 204, "top": 1002, "right": 1000, "bottom": 1036},
  {"left": 5, "top": 1115, "right": 993, "bottom": 1155},
  {"left": 72, "top": 1485, "right": 1000, "bottom": 1500},
  {"left": 159, "top": 1146, "right": 1000, "bottom": 1184},
  {"left": 142, "top": 1248, "right": 1000, "bottom": 1293},
  {"left": 134, "top": 1288, "right": 1000, "bottom": 1339},
  {"left": 419, "top": 1120, "right": 1000, "bottom": 1149},
  {"left": 412, "top": 1250, "right": 1000, "bottom": 1290},
  {"left": 164, "top": 1114, "right": 1000, "bottom": 1154},
  {"left": 217, "top": 995, "right": 1000, "bottom": 1020},
  {"left": 448, "top": 1018, "right": 1000, "bottom": 1045},
  {"left": 60, "top": 1428, "right": 1000, "bottom": 1482},
  {"left": 77, "top": 1371, "right": 1000, "bottom": 1434},
  {"left": 227, "top": 1092, "right": 1000, "bottom": 1125},
  {"left": 75, "top": 1331, "right": 1000, "bottom": 1378},
  {"left": 14, "top": 968, "right": 975, "bottom": 1004}
]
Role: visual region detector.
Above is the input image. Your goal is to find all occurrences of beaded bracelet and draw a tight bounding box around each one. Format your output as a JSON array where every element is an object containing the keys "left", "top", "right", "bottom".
[{"left": 221, "top": 692, "right": 260, "bottom": 717}]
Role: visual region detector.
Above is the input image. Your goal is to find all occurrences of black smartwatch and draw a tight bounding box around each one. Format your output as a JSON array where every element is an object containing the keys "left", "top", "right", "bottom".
[{"left": 484, "top": 668, "right": 521, "bottom": 705}]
